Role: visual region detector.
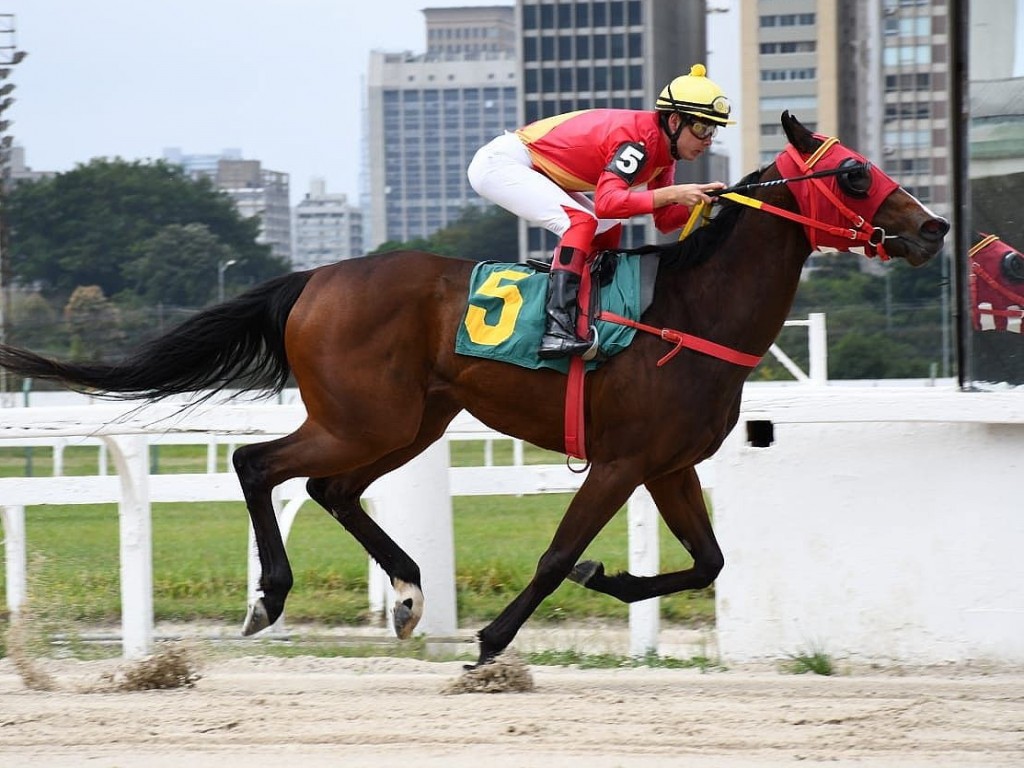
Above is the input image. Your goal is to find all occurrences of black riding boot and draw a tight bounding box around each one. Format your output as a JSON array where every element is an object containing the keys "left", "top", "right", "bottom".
[{"left": 538, "top": 269, "right": 594, "bottom": 360}]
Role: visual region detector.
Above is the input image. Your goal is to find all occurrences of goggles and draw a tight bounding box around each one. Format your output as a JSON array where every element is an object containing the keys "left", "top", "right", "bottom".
[{"left": 686, "top": 119, "right": 718, "bottom": 141}]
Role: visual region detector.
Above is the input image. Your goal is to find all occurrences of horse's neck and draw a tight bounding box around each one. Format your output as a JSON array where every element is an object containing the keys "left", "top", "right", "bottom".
[{"left": 659, "top": 210, "right": 811, "bottom": 357}]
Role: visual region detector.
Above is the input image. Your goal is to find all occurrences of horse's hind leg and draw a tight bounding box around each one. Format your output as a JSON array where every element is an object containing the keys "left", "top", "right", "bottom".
[
  {"left": 306, "top": 399, "right": 461, "bottom": 638},
  {"left": 306, "top": 477, "right": 425, "bottom": 637},
  {"left": 234, "top": 416, "right": 427, "bottom": 636},
  {"left": 569, "top": 465, "right": 724, "bottom": 602}
]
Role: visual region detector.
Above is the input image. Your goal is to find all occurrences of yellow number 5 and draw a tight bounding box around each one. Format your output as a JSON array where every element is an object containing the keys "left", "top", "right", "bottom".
[{"left": 464, "top": 269, "right": 529, "bottom": 346}]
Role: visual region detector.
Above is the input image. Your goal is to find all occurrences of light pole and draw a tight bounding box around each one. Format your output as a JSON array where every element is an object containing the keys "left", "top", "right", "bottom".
[{"left": 217, "top": 258, "right": 238, "bottom": 303}]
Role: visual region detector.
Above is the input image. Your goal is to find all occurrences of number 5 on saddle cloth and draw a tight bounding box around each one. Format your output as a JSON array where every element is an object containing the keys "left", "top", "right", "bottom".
[{"left": 455, "top": 252, "right": 656, "bottom": 372}]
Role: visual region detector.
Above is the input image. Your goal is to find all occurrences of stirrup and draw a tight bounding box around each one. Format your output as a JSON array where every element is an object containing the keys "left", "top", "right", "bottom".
[
  {"left": 538, "top": 326, "right": 600, "bottom": 361},
  {"left": 581, "top": 325, "right": 600, "bottom": 361}
]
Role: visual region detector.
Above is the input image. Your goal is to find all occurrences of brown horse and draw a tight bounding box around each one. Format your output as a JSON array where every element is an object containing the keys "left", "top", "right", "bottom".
[{"left": 0, "top": 113, "right": 948, "bottom": 667}]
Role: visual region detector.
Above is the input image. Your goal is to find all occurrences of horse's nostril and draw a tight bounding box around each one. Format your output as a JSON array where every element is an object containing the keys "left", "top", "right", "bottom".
[{"left": 920, "top": 217, "right": 950, "bottom": 242}]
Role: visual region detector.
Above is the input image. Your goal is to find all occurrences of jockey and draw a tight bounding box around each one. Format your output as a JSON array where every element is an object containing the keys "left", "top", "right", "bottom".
[{"left": 468, "top": 63, "right": 734, "bottom": 359}]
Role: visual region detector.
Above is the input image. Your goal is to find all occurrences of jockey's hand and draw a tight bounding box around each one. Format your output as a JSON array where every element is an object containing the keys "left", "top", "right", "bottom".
[{"left": 653, "top": 182, "right": 727, "bottom": 209}]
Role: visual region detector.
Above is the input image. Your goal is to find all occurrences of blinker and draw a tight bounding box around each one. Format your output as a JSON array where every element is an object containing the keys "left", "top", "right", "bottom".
[
  {"left": 1001, "top": 251, "right": 1024, "bottom": 282},
  {"left": 837, "top": 158, "right": 872, "bottom": 198}
]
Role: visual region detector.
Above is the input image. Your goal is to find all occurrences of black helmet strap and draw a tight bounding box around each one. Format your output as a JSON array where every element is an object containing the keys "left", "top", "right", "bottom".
[{"left": 660, "top": 111, "right": 684, "bottom": 161}]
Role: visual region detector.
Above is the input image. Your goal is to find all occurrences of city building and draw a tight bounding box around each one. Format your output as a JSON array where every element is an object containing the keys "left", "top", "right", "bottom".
[
  {"left": 163, "top": 148, "right": 292, "bottom": 264},
  {"left": 742, "top": 0, "right": 952, "bottom": 219},
  {"left": 7, "top": 146, "right": 53, "bottom": 185},
  {"left": 365, "top": 5, "right": 518, "bottom": 250},
  {"left": 292, "top": 178, "right": 365, "bottom": 270},
  {"left": 516, "top": 0, "right": 711, "bottom": 262}
]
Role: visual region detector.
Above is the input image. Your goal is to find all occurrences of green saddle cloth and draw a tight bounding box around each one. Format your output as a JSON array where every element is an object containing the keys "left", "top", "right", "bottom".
[{"left": 454, "top": 255, "right": 642, "bottom": 373}]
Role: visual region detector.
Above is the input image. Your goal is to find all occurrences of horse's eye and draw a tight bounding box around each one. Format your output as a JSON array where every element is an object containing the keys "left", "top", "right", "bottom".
[
  {"left": 837, "top": 158, "right": 871, "bottom": 198},
  {"left": 1001, "top": 251, "right": 1024, "bottom": 282}
]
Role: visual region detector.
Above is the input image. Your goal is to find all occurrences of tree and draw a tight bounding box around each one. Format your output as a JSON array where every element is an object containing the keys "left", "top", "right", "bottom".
[
  {"left": 125, "top": 223, "right": 242, "bottom": 306},
  {"left": 6, "top": 158, "right": 289, "bottom": 299},
  {"left": 369, "top": 205, "right": 518, "bottom": 261},
  {"left": 64, "top": 285, "right": 125, "bottom": 362}
]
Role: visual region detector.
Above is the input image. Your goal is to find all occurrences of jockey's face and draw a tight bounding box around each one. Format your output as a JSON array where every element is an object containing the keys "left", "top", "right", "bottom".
[{"left": 668, "top": 113, "right": 714, "bottom": 162}]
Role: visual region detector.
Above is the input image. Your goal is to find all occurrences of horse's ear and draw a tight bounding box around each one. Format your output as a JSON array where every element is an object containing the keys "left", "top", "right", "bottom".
[{"left": 781, "top": 110, "right": 818, "bottom": 153}]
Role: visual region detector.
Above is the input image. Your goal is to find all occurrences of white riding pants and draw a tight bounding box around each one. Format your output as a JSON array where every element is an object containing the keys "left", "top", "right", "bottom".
[{"left": 467, "top": 131, "right": 624, "bottom": 243}]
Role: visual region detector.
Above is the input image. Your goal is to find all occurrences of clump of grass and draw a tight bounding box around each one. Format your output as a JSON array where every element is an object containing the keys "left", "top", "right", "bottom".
[
  {"left": 784, "top": 647, "right": 835, "bottom": 676},
  {"left": 91, "top": 642, "right": 203, "bottom": 692},
  {"left": 443, "top": 651, "right": 535, "bottom": 695}
]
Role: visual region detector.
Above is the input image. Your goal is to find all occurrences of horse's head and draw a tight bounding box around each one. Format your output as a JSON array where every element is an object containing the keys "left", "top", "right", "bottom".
[
  {"left": 778, "top": 111, "right": 949, "bottom": 266},
  {"left": 969, "top": 232, "right": 1024, "bottom": 332}
]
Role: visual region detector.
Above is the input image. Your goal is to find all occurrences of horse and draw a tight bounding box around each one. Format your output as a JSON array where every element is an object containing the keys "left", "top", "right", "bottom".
[
  {"left": 0, "top": 112, "right": 948, "bottom": 667},
  {"left": 968, "top": 232, "right": 1024, "bottom": 332}
]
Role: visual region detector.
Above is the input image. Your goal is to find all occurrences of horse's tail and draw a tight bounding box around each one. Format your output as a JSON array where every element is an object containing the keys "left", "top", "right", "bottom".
[{"left": 0, "top": 270, "right": 314, "bottom": 400}]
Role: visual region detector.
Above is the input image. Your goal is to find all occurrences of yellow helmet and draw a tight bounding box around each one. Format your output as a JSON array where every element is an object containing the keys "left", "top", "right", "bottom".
[{"left": 656, "top": 63, "right": 734, "bottom": 126}]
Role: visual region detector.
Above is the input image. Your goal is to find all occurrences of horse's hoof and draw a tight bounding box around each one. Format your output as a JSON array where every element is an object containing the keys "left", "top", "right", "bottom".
[
  {"left": 568, "top": 560, "right": 603, "bottom": 586},
  {"left": 242, "top": 599, "right": 271, "bottom": 636},
  {"left": 391, "top": 578, "right": 424, "bottom": 639}
]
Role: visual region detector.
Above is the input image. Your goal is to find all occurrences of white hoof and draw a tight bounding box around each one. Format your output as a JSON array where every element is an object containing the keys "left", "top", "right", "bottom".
[
  {"left": 392, "top": 579, "right": 424, "bottom": 639},
  {"left": 242, "top": 598, "right": 271, "bottom": 636}
]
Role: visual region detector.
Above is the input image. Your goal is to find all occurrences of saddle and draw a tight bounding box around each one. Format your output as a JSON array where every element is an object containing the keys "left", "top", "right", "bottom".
[{"left": 454, "top": 251, "right": 658, "bottom": 373}]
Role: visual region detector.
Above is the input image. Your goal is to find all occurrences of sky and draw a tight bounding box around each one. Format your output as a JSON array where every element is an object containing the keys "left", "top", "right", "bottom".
[
  {"left": 1, "top": 0, "right": 743, "bottom": 206},
  {"left": 5, "top": 1, "right": 1022, "bottom": 207}
]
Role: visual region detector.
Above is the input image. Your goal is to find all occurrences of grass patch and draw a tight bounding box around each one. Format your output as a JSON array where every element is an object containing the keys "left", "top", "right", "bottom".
[
  {"left": 525, "top": 648, "right": 721, "bottom": 671},
  {"left": 784, "top": 648, "right": 836, "bottom": 676}
]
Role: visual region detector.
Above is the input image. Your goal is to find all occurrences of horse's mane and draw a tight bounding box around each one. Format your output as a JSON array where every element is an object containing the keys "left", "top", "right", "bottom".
[{"left": 621, "top": 166, "right": 766, "bottom": 269}]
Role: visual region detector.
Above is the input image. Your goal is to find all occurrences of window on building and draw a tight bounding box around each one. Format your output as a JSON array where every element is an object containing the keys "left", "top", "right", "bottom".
[
  {"left": 540, "top": 3, "right": 554, "bottom": 28},
  {"left": 627, "top": 1, "right": 641, "bottom": 25},
  {"left": 628, "top": 32, "right": 642, "bottom": 57},
  {"left": 541, "top": 36, "right": 555, "bottom": 61},
  {"left": 577, "top": 67, "right": 591, "bottom": 90},
  {"left": 523, "top": 37, "right": 538, "bottom": 62},
  {"left": 883, "top": 44, "right": 932, "bottom": 66},
  {"left": 610, "top": 1, "right": 624, "bottom": 26},
  {"left": 558, "top": 3, "right": 572, "bottom": 27}
]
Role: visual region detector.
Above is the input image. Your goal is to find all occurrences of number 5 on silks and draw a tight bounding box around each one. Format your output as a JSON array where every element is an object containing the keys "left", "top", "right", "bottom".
[{"left": 464, "top": 269, "right": 530, "bottom": 346}]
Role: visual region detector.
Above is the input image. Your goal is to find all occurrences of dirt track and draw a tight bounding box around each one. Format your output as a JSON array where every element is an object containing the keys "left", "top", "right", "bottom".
[{"left": 2, "top": 653, "right": 1022, "bottom": 768}]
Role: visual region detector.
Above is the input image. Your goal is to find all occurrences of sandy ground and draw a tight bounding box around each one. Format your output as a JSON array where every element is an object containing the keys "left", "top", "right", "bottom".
[{"left": 2, "top": 634, "right": 1022, "bottom": 768}]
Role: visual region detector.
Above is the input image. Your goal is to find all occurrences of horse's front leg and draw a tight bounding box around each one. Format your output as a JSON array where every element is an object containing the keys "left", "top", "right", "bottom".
[
  {"left": 568, "top": 465, "right": 724, "bottom": 602},
  {"left": 474, "top": 463, "right": 638, "bottom": 666}
]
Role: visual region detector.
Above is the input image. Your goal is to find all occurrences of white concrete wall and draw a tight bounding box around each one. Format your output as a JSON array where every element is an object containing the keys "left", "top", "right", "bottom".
[{"left": 714, "top": 388, "right": 1024, "bottom": 665}]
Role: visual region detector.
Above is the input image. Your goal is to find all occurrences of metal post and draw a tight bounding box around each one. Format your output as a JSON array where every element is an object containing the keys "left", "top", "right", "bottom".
[
  {"left": 217, "top": 258, "right": 238, "bottom": 303},
  {"left": 0, "top": 15, "right": 27, "bottom": 407}
]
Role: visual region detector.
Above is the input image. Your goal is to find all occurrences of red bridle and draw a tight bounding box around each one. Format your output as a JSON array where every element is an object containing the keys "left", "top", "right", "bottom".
[
  {"left": 969, "top": 233, "right": 1024, "bottom": 332},
  {"left": 772, "top": 137, "right": 899, "bottom": 260}
]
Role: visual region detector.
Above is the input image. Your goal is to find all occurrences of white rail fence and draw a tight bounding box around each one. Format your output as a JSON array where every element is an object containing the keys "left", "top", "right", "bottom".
[
  {"left": 0, "top": 316, "right": 826, "bottom": 659},
  {"left": 0, "top": 404, "right": 682, "bottom": 658}
]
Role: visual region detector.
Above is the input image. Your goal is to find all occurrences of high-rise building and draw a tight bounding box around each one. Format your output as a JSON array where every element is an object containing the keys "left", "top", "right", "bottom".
[
  {"left": 293, "top": 178, "right": 365, "bottom": 270},
  {"left": 743, "top": 1, "right": 952, "bottom": 220},
  {"left": 163, "top": 148, "right": 292, "bottom": 265},
  {"left": 365, "top": 5, "right": 518, "bottom": 250},
  {"left": 214, "top": 160, "right": 292, "bottom": 265},
  {"left": 740, "top": 2, "right": 838, "bottom": 172},
  {"left": 516, "top": 0, "right": 710, "bottom": 262}
]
